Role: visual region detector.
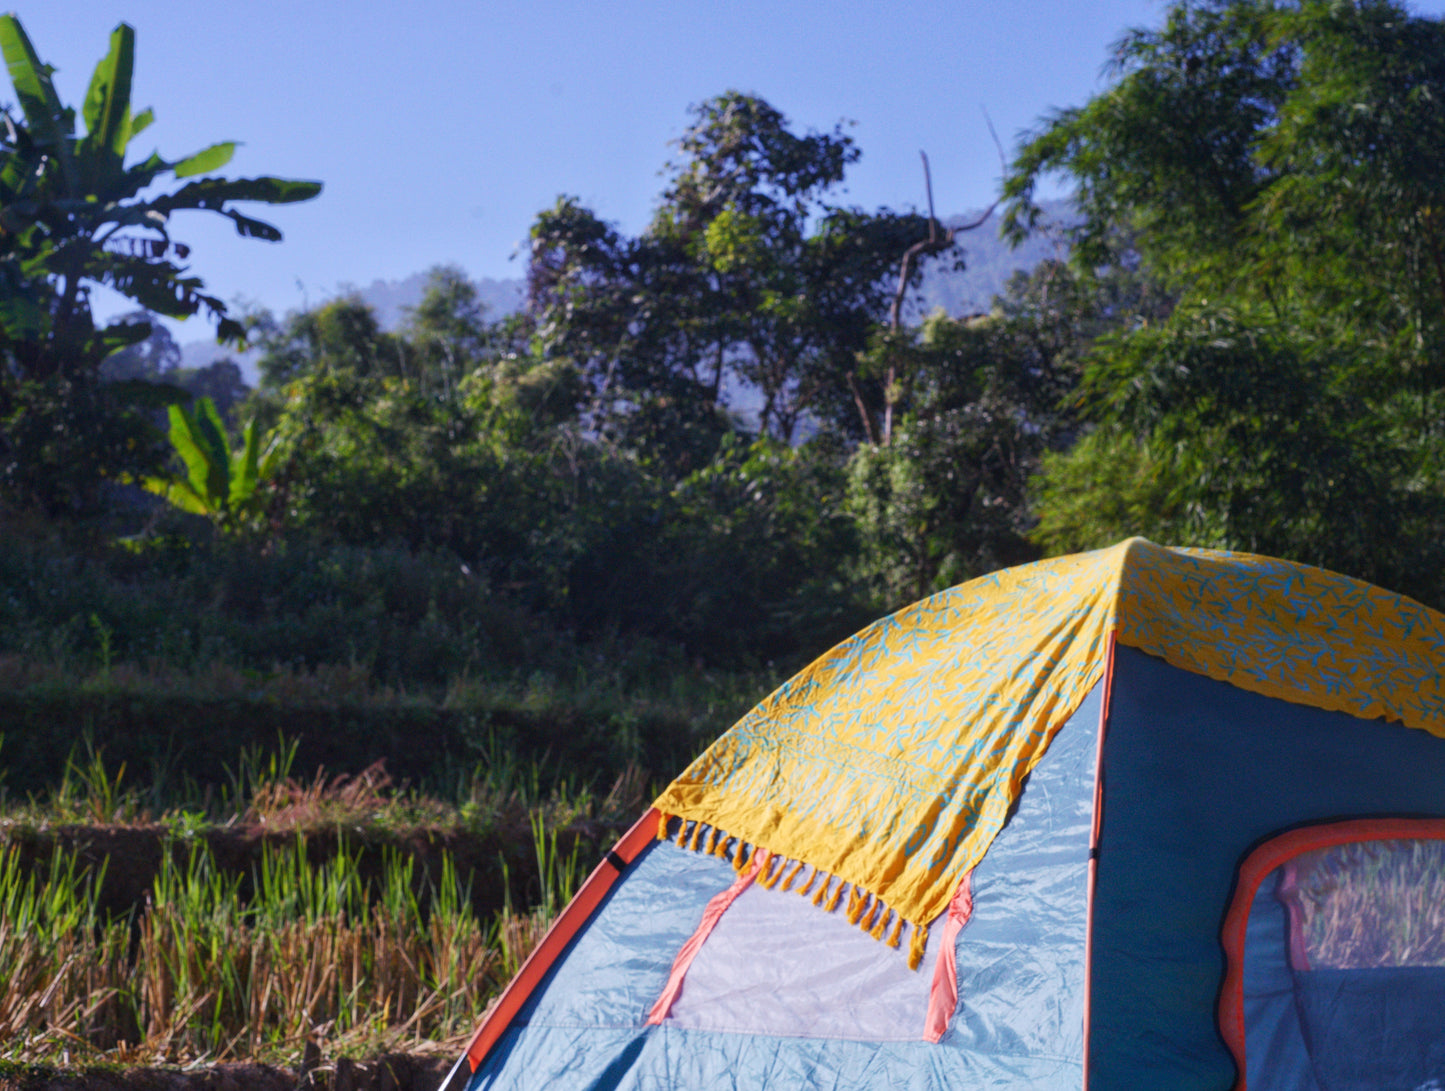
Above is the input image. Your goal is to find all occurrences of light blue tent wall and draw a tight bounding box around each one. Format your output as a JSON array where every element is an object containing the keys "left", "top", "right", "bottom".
[{"left": 465, "top": 684, "right": 1100, "bottom": 1090}]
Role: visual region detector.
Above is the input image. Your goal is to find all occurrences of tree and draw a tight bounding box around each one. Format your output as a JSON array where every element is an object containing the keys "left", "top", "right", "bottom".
[
  {"left": 97, "top": 309, "right": 250, "bottom": 424},
  {"left": 174, "top": 359, "right": 249, "bottom": 425},
  {"left": 1003, "top": 0, "right": 1445, "bottom": 606},
  {"left": 846, "top": 263, "right": 1089, "bottom": 604},
  {"left": 402, "top": 264, "right": 494, "bottom": 402},
  {"left": 98, "top": 310, "right": 182, "bottom": 381},
  {"left": 527, "top": 92, "right": 937, "bottom": 461},
  {"left": 1001, "top": 0, "right": 1292, "bottom": 286},
  {"left": 254, "top": 297, "right": 401, "bottom": 390},
  {"left": 1029, "top": 307, "right": 1445, "bottom": 599},
  {"left": 0, "top": 15, "right": 320, "bottom": 515},
  {"left": 1005, "top": 0, "right": 1445, "bottom": 367},
  {"left": 243, "top": 285, "right": 578, "bottom": 571}
]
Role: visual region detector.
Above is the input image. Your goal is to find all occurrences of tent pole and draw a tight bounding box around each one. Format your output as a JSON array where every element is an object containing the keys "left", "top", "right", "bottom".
[
  {"left": 1081, "top": 629, "right": 1117, "bottom": 1090},
  {"left": 449, "top": 806, "right": 663, "bottom": 1085}
]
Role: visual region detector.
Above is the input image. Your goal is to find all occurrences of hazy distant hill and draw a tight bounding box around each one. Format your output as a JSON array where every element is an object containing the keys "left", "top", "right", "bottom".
[
  {"left": 180, "top": 202, "right": 1070, "bottom": 379},
  {"left": 913, "top": 201, "right": 1073, "bottom": 317},
  {"left": 177, "top": 275, "right": 524, "bottom": 379},
  {"left": 342, "top": 273, "right": 525, "bottom": 330}
]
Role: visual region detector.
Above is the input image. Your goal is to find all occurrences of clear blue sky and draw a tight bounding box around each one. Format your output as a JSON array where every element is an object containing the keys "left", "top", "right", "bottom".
[{"left": 18, "top": 0, "right": 1445, "bottom": 337}]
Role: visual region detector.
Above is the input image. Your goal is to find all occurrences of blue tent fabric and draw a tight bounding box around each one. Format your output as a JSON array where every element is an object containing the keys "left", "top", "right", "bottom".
[
  {"left": 1240, "top": 870, "right": 1445, "bottom": 1090},
  {"left": 1092, "top": 646, "right": 1445, "bottom": 1089},
  {"left": 1293, "top": 967, "right": 1445, "bottom": 1089},
  {"left": 467, "top": 684, "right": 1100, "bottom": 1089},
  {"left": 1241, "top": 871, "right": 1317, "bottom": 1091}
]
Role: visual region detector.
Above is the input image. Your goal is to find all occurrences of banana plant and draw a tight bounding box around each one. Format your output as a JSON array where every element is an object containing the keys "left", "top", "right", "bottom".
[
  {"left": 143, "top": 397, "right": 282, "bottom": 534},
  {"left": 0, "top": 14, "right": 322, "bottom": 374},
  {"left": 0, "top": 14, "right": 319, "bottom": 515}
]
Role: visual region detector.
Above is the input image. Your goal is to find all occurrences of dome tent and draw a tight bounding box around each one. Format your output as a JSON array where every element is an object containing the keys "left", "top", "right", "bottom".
[{"left": 442, "top": 539, "right": 1445, "bottom": 1089}]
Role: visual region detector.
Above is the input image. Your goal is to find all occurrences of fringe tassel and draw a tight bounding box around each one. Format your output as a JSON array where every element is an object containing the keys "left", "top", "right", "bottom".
[
  {"left": 869, "top": 906, "right": 889, "bottom": 941},
  {"left": 849, "top": 891, "right": 871, "bottom": 926},
  {"left": 662, "top": 818, "right": 931, "bottom": 971},
  {"left": 796, "top": 865, "right": 818, "bottom": 898},
  {"left": 908, "top": 922, "right": 929, "bottom": 971},
  {"left": 887, "top": 914, "right": 904, "bottom": 949},
  {"left": 857, "top": 898, "right": 874, "bottom": 931}
]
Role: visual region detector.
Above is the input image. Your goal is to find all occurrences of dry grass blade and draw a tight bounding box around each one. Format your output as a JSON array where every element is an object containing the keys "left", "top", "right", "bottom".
[{"left": 1294, "top": 838, "right": 1445, "bottom": 968}]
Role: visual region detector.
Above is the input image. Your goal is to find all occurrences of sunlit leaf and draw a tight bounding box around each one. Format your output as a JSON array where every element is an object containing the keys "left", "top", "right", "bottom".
[
  {"left": 80, "top": 23, "right": 134, "bottom": 165},
  {"left": 232, "top": 419, "right": 261, "bottom": 506},
  {"left": 140, "top": 474, "right": 210, "bottom": 515},
  {"left": 0, "top": 15, "right": 70, "bottom": 150},
  {"left": 172, "top": 142, "right": 236, "bottom": 179},
  {"left": 192, "top": 396, "right": 232, "bottom": 502},
  {"left": 165, "top": 404, "right": 217, "bottom": 509}
]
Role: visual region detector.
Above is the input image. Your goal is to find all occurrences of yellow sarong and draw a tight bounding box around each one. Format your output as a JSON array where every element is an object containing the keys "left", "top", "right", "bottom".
[{"left": 655, "top": 539, "right": 1445, "bottom": 966}]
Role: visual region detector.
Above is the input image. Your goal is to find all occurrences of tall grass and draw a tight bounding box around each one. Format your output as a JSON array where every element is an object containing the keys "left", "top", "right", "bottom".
[
  {"left": 0, "top": 832, "right": 581, "bottom": 1065},
  {"left": 492, "top": 811, "right": 586, "bottom": 983},
  {"left": 0, "top": 846, "right": 130, "bottom": 1053},
  {"left": 0, "top": 733, "right": 642, "bottom": 837},
  {"left": 0, "top": 741, "right": 604, "bottom": 1065}
]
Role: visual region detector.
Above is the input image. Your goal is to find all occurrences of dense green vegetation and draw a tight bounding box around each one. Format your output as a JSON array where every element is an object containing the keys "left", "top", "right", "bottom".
[
  {"left": 1007, "top": 0, "right": 1445, "bottom": 603},
  {"left": 10, "top": 0, "right": 1445, "bottom": 801},
  {"left": 0, "top": 15, "right": 319, "bottom": 520}
]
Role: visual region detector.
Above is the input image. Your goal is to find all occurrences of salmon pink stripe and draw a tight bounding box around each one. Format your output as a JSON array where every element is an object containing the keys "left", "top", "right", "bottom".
[
  {"left": 646, "top": 848, "right": 770, "bottom": 1025},
  {"left": 923, "top": 869, "right": 974, "bottom": 1043}
]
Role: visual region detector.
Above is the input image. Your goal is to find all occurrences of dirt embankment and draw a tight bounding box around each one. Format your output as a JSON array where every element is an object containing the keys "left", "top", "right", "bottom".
[{"left": 0, "top": 1053, "right": 452, "bottom": 1091}]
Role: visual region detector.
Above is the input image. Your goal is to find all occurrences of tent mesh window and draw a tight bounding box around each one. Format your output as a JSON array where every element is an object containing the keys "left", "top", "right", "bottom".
[{"left": 1220, "top": 820, "right": 1445, "bottom": 1091}]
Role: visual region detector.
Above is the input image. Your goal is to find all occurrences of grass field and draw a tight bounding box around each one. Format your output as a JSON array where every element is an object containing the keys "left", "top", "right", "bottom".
[
  {"left": 0, "top": 531, "right": 782, "bottom": 1076},
  {"left": 0, "top": 745, "right": 633, "bottom": 1068}
]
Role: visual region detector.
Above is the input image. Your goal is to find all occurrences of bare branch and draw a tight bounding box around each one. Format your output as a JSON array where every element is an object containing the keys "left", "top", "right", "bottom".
[
  {"left": 878, "top": 143, "right": 1006, "bottom": 445},
  {"left": 891, "top": 151, "right": 1002, "bottom": 333},
  {"left": 981, "top": 105, "right": 1007, "bottom": 177},
  {"left": 922, "top": 151, "right": 937, "bottom": 244}
]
